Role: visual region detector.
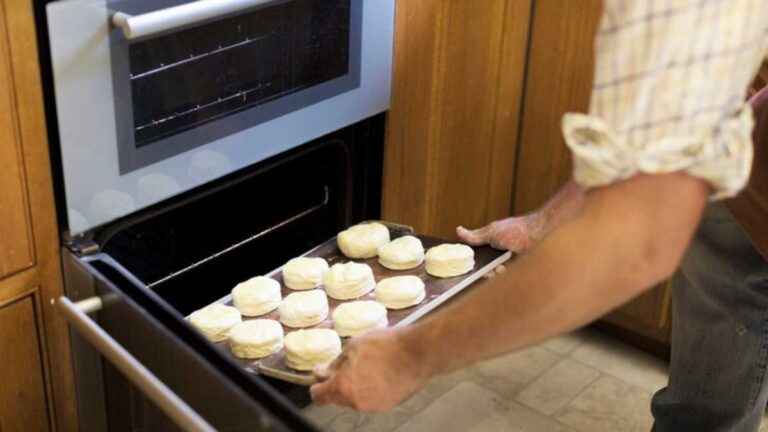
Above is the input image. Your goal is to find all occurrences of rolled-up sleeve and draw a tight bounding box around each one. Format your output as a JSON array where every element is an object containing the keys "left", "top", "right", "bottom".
[{"left": 564, "top": 0, "right": 768, "bottom": 200}]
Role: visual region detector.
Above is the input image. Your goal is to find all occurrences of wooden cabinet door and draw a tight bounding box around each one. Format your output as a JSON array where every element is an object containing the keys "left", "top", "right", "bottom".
[
  {"left": 383, "top": 0, "right": 533, "bottom": 238},
  {"left": 514, "top": 0, "right": 672, "bottom": 346},
  {"left": 0, "top": 0, "right": 78, "bottom": 429},
  {"left": 0, "top": 294, "right": 51, "bottom": 431},
  {"left": 0, "top": 0, "right": 34, "bottom": 279}
]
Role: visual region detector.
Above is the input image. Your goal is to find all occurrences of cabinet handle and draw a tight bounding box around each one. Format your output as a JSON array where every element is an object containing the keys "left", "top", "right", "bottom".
[
  {"left": 56, "top": 296, "right": 215, "bottom": 432},
  {"left": 112, "top": 0, "right": 282, "bottom": 40}
]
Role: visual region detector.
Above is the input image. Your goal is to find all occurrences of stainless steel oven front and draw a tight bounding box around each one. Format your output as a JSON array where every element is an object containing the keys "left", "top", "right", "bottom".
[{"left": 45, "top": 0, "right": 393, "bottom": 236}]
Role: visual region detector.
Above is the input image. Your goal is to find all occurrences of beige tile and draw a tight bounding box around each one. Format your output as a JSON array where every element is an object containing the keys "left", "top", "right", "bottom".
[
  {"left": 570, "top": 332, "right": 668, "bottom": 393},
  {"left": 355, "top": 369, "right": 472, "bottom": 432},
  {"left": 516, "top": 358, "right": 600, "bottom": 415},
  {"left": 471, "top": 401, "right": 575, "bottom": 432},
  {"left": 539, "top": 329, "right": 591, "bottom": 355},
  {"left": 325, "top": 409, "right": 367, "bottom": 432},
  {"left": 556, "top": 375, "right": 654, "bottom": 432},
  {"left": 302, "top": 403, "right": 347, "bottom": 426},
  {"left": 467, "top": 346, "right": 562, "bottom": 399},
  {"left": 395, "top": 382, "right": 572, "bottom": 432}
]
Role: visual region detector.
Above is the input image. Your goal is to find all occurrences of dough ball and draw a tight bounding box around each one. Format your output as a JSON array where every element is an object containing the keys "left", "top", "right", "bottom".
[
  {"left": 425, "top": 244, "right": 475, "bottom": 278},
  {"left": 284, "top": 328, "right": 342, "bottom": 371},
  {"left": 188, "top": 303, "right": 242, "bottom": 342},
  {"left": 231, "top": 276, "right": 282, "bottom": 317},
  {"left": 375, "top": 276, "right": 426, "bottom": 310},
  {"left": 332, "top": 300, "right": 388, "bottom": 337},
  {"left": 228, "top": 319, "right": 284, "bottom": 359},
  {"left": 378, "top": 235, "right": 425, "bottom": 270},
  {"left": 323, "top": 262, "right": 376, "bottom": 300},
  {"left": 279, "top": 290, "right": 329, "bottom": 328},
  {"left": 282, "top": 257, "right": 329, "bottom": 290},
  {"left": 337, "top": 222, "right": 390, "bottom": 259}
]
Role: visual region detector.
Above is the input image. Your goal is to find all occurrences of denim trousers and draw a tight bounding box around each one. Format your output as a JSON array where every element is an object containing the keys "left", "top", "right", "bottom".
[{"left": 652, "top": 203, "right": 768, "bottom": 431}]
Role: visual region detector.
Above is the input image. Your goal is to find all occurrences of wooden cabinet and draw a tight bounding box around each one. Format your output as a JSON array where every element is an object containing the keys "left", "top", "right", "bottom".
[
  {"left": 513, "top": 0, "right": 672, "bottom": 347},
  {"left": 384, "top": 0, "right": 673, "bottom": 349},
  {"left": 382, "top": 0, "right": 533, "bottom": 238},
  {"left": 0, "top": 0, "right": 78, "bottom": 429},
  {"left": 0, "top": 295, "right": 51, "bottom": 432}
]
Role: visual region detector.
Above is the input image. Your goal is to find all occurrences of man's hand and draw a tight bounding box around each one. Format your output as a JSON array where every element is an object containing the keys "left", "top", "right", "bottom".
[
  {"left": 310, "top": 329, "right": 430, "bottom": 412},
  {"left": 458, "top": 179, "right": 585, "bottom": 253},
  {"left": 457, "top": 214, "right": 543, "bottom": 252}
]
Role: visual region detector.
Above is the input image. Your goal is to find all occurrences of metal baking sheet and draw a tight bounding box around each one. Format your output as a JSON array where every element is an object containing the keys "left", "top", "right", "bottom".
[{"left": 201, "top": 225, "right": 511, "bottom": 385}]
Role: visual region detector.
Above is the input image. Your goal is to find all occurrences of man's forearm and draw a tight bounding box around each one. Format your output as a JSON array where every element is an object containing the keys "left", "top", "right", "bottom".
[
  {"left": 401, "top": 173, "right": 707, "bottom": 377},
  {"left": 534, "top": 179, "right": 586, "bottom": 239}
]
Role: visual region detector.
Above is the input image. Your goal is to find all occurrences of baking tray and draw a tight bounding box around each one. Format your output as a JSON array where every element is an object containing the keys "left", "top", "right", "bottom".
[{"left": 200, "top": 223, "right": 511, "bottom": 385}]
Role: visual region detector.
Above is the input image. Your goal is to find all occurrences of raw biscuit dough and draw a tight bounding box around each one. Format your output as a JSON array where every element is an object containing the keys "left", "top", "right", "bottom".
[
  {"left": 332, "top": 300, "right": 388, "bottom": 337},
  {"left": 279, "top": 290, "right": 329, "bottom": 328},
  {"left": 231, "top": 276, "right": 282, "bottom": 316},
  {"left": 284, "top": 328, "right": 342, "bottom": 371},
  {"left": 188, "top": 303, "right": 242, "bottom": 342},
  {"left": 228, "top": 319, "right": 284, "bottom": 359},
  {"left": 425, "top": 244, "right": 475, "bottom": 278},
  {"left": 282, "top": 257, "right": 329, "bottom": 290},
  {"left": 337, "top": 222, "right": 390, "bottom": 259},
  {"left": 323, "top": 262, "right": 376, "bottom": 300},
  {"left": 375, "top": 275, "right": 426, "bottom": 310},
  {"left": 378, "top": 235, "right": 425, "bottom": 270}
]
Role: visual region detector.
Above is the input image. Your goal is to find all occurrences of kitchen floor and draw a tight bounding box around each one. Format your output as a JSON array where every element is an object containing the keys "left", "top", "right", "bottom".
[{"left": 303, "top": 328, "right": 768, "bottom": 432}]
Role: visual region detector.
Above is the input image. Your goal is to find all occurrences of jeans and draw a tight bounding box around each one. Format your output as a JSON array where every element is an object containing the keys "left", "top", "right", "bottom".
[{"left": 652, "top": 203, "right": 768, "bottom": 431}]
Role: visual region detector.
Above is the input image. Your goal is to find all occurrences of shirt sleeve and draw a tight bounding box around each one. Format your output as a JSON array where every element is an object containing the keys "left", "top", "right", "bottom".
[{"left": 563, "top": 0, "right": 768, "bottom": 200}]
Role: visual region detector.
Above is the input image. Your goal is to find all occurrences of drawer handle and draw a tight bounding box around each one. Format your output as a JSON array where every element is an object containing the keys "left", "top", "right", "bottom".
[
  {"left": 56, "top": 296, "right": 215, "bottom": 432},
  {"left": 112, "top": 0, "right": 283, "bottom": 40}
]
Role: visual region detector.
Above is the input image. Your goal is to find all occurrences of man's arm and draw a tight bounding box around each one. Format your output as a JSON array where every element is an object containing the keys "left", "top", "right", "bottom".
[{"left": 311, "top": 172, "right": 708, "bottom": 411}]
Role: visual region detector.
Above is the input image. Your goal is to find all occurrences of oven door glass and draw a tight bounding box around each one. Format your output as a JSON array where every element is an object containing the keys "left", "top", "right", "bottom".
[{"left": 115, "top": 0, "right": 361, "bottom": 172}]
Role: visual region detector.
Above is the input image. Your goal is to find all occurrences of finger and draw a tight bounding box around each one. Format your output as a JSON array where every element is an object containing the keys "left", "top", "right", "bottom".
[
  {"left": 313, "top": 363, "right": 333, "bottom": 381},
  {"left": 456, "top": 225, "right": 493, "bottom": 246},
  {"left": 310, "top": 379, "right": 338, "bottom": 406}
]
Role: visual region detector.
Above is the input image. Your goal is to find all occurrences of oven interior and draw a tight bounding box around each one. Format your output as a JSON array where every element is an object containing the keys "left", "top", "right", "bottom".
[{"left": 98, "top": 114, "right": 384, "bottom": 316}]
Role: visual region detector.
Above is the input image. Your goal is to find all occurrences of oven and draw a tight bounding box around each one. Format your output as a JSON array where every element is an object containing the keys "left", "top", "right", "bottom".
[
  {"left": 36, "top": 0, "right": 394, "bottom": 430},
  {"left": 45, "top": 0, "right": 393, "bottom": 235}
]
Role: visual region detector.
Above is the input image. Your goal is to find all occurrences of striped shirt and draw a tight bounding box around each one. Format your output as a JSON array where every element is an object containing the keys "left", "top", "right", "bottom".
[{"left": 563, "top": 0, "right": 768, "bottom": 199}]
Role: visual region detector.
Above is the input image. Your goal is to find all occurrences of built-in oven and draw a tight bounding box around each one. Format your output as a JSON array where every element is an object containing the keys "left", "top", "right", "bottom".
[
  {"left": 36, "top": 0, "right": 394, "bottom": 430},
  {"left": 45, "top": 0, "right": 393, "bottom": 234}
]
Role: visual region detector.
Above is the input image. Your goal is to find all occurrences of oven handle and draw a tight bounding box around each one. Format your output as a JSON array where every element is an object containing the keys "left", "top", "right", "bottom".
[
  {"left": 112, "top": 0, "right": 281, "bottom": 40},
  {"left": 56, "top": 296, "right": 216, "bottom": 432}
]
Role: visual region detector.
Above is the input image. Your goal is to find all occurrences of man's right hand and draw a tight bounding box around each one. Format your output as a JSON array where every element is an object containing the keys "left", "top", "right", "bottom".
[{"left": 457, "top": 214, "right": 544, "bottom": 253}]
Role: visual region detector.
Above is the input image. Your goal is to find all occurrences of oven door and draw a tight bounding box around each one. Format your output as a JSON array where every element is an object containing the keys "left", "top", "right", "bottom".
[
  {"left": 59, "top": 252, "right": 319, "bottom": 432},
  {"left": 57, "top": 118, "right": 385, "bottom": 431},
  {"left": 45, "top": 0, "right": 393, "bottom": 235}
]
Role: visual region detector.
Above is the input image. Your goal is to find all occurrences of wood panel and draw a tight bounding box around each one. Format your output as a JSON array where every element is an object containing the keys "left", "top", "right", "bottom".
[
  {"left": 0, "top": 0, "right": 79, "bottom": 429},
  {"left": 513, "top": 0, "right": 672, "bottom": 346},
  {"left": 0, "top": 0, "right": 34, "bottom": 279},
  {"left": 383, "top": 0, "right": 533, "bottom": 238},
  {"left": 0, "top": 294, "right": 51, "bottom": 432},
  {"left": 512, "top": 0, "right": 601, "bottom": 213}
]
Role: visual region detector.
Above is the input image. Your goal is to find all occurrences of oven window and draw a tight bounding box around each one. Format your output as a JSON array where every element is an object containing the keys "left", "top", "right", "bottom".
[{"left": 129, "top": 0, "right": 351, "bottom": 148}]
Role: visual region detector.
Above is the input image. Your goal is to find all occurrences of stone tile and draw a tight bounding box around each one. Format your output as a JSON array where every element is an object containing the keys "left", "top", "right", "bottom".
[
  {"left": 395, "top": 382, "right": 572, "bottom": 432},
  {"left": 570, "top": 332, "right": 668, "bottom": 393},
  {"left": 539, "top": 329, "right": 591, "bottom": 355},
  {"left": 516, "top": 358, "right": 600, "bottom": 415},
  {"left": 356, "top": 369, "right": 472, "bottom": 432},
  {"left": 325, "top": 409, "right": 367, "bottom": 432},
  {"left": 302, "top": 403, "right": 346, "bottom": 426},
  {"left": 467, "top": 346, "right": 562, "bottom": 399},
  {"left": 470, "top": 402, "right": 575, "bottom": 432},
  {"left": 556, "top": 375, "right": 654, "bottom": 432}
]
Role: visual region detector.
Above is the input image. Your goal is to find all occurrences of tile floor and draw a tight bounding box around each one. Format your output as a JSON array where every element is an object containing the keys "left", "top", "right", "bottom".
[{"left": 302, "top": 328, "right": 768, "bottom": 431}]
